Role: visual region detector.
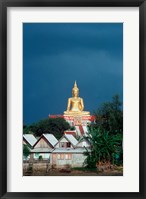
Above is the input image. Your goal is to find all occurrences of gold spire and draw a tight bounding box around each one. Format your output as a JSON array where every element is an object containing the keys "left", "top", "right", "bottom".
[
  {"left": 74, "top": 80, "right": 77, "bottom": 87},
  {"left": 72, "top": 80, "right": 79, "bottom": 93}
]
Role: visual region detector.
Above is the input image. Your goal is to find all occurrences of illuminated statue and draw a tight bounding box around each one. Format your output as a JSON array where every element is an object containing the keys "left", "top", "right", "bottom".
[{"left": 64, "top": 81, "right": 90, "bottom": 116}]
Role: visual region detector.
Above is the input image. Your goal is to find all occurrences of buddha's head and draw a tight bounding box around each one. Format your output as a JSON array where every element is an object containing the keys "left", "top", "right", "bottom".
[{"left": 72, "top": 81, "right": 79, "bottom": 97}]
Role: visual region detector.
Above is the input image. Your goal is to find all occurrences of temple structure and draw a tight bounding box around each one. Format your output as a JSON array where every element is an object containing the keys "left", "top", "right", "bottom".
[{"left": 49, "top": 81, "right": 95, "bottom": 136}]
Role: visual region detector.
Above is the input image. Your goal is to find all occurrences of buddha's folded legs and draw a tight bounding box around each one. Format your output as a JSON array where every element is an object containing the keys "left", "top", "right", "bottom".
[{"left": 64, "top": 111, "right": 90, "bottom": 116}]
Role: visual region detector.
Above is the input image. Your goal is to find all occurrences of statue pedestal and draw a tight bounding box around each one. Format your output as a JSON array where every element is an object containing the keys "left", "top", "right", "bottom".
[{"left": 63, "top": 114, "right": 91, "bottom": 126}]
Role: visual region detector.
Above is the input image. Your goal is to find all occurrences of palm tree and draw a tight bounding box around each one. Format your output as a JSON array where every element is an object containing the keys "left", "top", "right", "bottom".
[{"left": 84, "top": 127, "right": 122, "bottom": 169}]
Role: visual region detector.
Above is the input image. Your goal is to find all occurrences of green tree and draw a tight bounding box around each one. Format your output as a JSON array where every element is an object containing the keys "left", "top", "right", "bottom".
[
  {"left": 23, "top": 144, "right": 30, "bottom": 159},
  {"left": 93, "top": 94, "right": 123, "bottom": 134},
  {"left": 23, "top": 117, "right": 71, "bottom": 139},
  {"left": 84, "top": 127, "right": 123, "bottom": 168},
  {"left": 85, "top": 95, "right": 123, "bottom": 168},
  {"left": 70, "top": 126, "right": 75, "bottom": 130}
]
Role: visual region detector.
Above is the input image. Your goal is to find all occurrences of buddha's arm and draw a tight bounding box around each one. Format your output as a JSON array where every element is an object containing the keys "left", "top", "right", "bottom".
[
  {"left": 80, "top": 98, "right": 84, "bottom": 111},
  {"left": 67, "top": 98, "right": 71, "bottom": 111}
]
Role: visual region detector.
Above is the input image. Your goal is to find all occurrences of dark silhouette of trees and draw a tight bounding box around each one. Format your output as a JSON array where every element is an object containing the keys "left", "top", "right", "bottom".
[
  {"left": 23, "top": 117, "right": 70, "bottom": 139},
  {"left": 93, "top": 94, "right": 123, "bottom": 134}
]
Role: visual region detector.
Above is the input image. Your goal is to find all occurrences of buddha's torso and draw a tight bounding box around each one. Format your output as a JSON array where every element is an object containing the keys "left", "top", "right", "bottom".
[{"left": 69, "top": 97, "right": 82, "bottom": 112}]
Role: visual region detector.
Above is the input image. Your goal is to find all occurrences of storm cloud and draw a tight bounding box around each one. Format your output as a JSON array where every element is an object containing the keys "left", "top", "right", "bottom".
[{"left": 23, "top": 23, "right": 123, "bottom": 124}]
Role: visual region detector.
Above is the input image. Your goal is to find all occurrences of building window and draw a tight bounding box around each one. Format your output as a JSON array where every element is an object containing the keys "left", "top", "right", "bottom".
[
  {"left": 58, "top": 154, "right": 64, "bottom": 160},
  {"left": 34, "top": 153, "right": 39, "bottom": 159},
  {"left": 60, "top": 154, "right": 64, "bottom": 160},
  {"left": 60, "top": 142, "right": 66, "bottom": 148},
  {"left": 60, "top": 142, "right": 71, "bottom": 148},
  {"left": 65, "top": 154, "right": 72, "bottom": 160},
  {"left": 67, "top": 142, "right": 71, "bottom": 147}
]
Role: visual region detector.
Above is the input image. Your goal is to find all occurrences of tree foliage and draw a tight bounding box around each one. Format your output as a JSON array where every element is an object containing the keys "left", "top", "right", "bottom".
[
  {"left": 23, "top": 144, "right": 30, "bottom": 158},
  {"left": 84, "top": 127, "right": 123, "bottom": 168},
  {"left": 93, "top": 95, "right": 123, "bottom": 134},
  {"left": 84, "top": 95, "right": 123, "bottom": 168},
  {"left": 23, "top": 117, "right": 71, "bottom": 139}
]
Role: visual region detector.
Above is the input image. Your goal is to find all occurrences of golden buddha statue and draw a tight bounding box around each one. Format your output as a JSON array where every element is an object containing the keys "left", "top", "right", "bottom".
[{"left": 64, "top": 81, "right": 90, "bottom": 116}]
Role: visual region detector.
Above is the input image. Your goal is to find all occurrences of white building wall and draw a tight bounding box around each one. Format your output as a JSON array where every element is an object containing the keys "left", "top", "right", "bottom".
[
  {"left": 55, "top": 137, "right": 74, "bottom": 148},
  {"left": 34, "top": 138, "right": 52, "bottom": 149},
  {"left": 51, "top": 153, "right": 87, "bottom": 168},
  {"left": 77, "top": 140, "right": 90, "bottom": 148},
  {"left": 72, "top": 154, "right": 87, "bottom": 167}
]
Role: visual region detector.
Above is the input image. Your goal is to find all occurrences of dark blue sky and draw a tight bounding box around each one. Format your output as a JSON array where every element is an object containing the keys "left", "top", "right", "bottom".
[{"left": 23, "top": 23, "right": 123, "bottom": 125}]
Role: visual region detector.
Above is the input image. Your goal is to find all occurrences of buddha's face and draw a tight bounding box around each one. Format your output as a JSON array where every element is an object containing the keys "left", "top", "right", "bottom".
[{"left": 73, "top": 89, "right": 78, "bottom": 97}]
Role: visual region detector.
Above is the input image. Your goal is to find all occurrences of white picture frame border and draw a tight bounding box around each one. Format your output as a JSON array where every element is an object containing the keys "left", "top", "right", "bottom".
[{"left": 7, "top": 7, "right": 139, "bottom": 192}]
